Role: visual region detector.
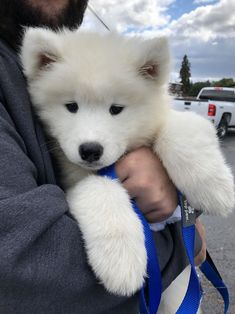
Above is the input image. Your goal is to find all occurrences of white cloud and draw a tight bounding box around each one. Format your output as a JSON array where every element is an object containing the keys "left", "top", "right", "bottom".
[
  {"left": 194, "top": 0, "right": 217, "bottom": 4},
  {"left": 133, "top": 0, "right": 235, "bottom": 43},
  {"left": 81, "top": 0, "right": 235, "bottom": 81},
  {"left": 82, "top": 0, "right": 176, "bottom": 32},
  {"left": 169, "top": 0, "right": 235, "bottom": 42},
  {"left": 83, "top": 0, "right": 235, "bottom": 42}
]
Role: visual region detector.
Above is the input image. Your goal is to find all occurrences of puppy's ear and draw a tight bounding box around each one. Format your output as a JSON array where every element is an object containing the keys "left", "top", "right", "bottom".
[
  {"left": 21, "top": 27, "right": 62, "bottom": 79},
  {"left": 137, "top": 37, "right": 171, "bottom": 85}
]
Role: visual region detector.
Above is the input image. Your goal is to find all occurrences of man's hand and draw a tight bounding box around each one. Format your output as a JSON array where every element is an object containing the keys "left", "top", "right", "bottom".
[{"left": 115, "top": 147, "right": 178, "bottom": 223}]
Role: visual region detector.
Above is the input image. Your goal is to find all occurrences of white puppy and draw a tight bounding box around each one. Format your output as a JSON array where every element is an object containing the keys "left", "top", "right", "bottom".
[{"left": 21, "top": 28, "right": 234, "bottom": 305}]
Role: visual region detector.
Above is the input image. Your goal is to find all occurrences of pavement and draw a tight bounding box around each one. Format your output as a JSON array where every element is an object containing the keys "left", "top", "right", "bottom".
[{"left": 201, "top": 129, "right": 235, "bottom": 314}]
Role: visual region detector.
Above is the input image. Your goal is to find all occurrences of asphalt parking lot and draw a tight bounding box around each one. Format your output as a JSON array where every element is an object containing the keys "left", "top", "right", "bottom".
[{"left": 201, "top": 129, "right": 235, "bottom": 314}]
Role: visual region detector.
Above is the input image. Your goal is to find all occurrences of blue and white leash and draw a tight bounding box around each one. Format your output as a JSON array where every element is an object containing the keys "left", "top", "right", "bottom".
[
  {"left": 99, "top": 165, "right": 229, "bottom": 314},
  {"left": 175, "top": 193, "right": 202, "bottom": 314}
]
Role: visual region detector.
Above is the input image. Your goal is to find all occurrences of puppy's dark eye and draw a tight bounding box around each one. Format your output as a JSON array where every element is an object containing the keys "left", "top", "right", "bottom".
[
  {"left": 109, "top": 104, "right": 124, "bottom": 116},
  {"left": 65, "top": 102, "right": 79, "bottom": 113}
]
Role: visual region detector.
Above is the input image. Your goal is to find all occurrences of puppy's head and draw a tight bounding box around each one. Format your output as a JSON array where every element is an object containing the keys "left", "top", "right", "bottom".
[{"left": 21, "top": 28, "right": 171, "bottom": 170}]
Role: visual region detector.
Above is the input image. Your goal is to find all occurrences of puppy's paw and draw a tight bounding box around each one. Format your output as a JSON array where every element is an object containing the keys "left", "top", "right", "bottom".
[
  {"left": 188, "top": 162, "right": 234, "bottom": 216},
  {"left": 67, "top": 175, "right": 147, "bottom": 296},
  {"left": 89, "top": 224, "right": 147, "bottom": 296},
  {"left": 155, "top": 110, "right": 235, "bottom": 216}
]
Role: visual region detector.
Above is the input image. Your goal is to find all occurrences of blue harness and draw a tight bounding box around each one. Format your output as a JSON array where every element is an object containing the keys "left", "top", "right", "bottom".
[{"left": 99, "top": 165, "right": 229, "bottom": 314}]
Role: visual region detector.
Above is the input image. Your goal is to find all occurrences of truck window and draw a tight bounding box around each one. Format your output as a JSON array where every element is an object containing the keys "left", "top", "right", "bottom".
[{"left": 199, "top": 90, "right": 235, "bottom": 102}]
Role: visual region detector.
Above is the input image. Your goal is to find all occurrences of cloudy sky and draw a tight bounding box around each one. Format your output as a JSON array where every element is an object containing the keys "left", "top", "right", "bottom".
[{"left": 81, "top": 0, "right": 235, "bottom": 82}]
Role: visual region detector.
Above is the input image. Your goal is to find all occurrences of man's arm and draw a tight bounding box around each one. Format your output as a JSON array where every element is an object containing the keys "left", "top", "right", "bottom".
[{"left": 0, "top": 102, "right": 138, "bottom": 313}]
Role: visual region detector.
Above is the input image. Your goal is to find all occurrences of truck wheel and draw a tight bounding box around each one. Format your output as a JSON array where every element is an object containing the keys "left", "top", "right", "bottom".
[{"left": 217, "top": 118, "right": 228, "bottom": 139}]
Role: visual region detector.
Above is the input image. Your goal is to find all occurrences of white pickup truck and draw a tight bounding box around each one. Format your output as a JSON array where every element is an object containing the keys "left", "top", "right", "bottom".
[{"left": 172, "top": 87, "right": 235, "bottom": 138}]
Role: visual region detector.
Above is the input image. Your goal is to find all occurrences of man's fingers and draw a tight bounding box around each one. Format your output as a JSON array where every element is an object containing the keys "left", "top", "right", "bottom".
[
  {"left": 122, "top": 179, "right": 171, "bottom": 221},
  {"left": 121, "top": 178, "right": 138, "bottom": 199}
]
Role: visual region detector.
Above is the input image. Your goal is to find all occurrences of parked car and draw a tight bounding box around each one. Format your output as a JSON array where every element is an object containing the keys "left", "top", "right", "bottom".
[{"left": 172, "top": 87, "right": 235, "bottom": 138}]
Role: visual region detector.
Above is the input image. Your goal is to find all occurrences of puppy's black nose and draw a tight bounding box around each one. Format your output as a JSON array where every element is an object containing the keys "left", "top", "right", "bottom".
[{"left": 79, "top": 142, "right": 104, "bottom": 163}]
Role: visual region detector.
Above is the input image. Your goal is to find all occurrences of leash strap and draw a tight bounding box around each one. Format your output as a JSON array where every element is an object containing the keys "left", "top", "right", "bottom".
[
  {"left": 200, "top": 251, "right": 229, "bottom": 314},
  {"left": 132, "top": 200, "right": 162, "bottom": 314},
  {"left": 175, "top": 194, "right": 202, "bottom": 314},
  {"left": 178, "top": 193, "right": 230, "bottom": 314},
  {"left": 99, "top": 165, "right": 229, "bottom": 314}
]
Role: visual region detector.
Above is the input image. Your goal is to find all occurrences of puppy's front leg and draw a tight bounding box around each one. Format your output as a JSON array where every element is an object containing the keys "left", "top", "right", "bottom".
[
  {"left": 66, "top": 175, "right": 147, "bottom": 296},
  {"left": 154, "top": 109, "right": 234, "bottom": 216}
]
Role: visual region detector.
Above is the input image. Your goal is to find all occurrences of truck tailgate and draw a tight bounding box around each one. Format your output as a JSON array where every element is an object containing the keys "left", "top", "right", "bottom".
[
  {"left": 173, "top": 98, "right": 209, "bottom": 117},
  {"left": 172, "top": 98, "right": 221, "bottom": 127}
]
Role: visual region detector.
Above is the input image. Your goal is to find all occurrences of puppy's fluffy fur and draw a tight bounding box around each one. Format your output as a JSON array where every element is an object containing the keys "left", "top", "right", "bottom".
[{"left": 21, "top": 28, "right": 234, "bottom": 307}]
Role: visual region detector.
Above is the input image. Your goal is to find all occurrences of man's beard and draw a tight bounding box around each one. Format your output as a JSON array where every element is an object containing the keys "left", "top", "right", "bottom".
[{"left": 0, "top": 0, "right": 88, "bottom": 50}]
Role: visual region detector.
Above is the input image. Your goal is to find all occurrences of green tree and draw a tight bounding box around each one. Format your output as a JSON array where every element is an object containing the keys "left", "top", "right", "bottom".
[
  {"left": 189, "top": 80, "right": 211, "bottom": 97},
  {"left": 180, "top": 55, "right": 191, "bottom": 96},
  {"left": 212, "top": 78, "right": 235, "bottom": 87}
]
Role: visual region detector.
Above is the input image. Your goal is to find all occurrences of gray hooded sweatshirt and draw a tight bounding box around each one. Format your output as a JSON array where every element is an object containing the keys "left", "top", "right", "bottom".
[{"left": 0, "top": 39, "right": 201, "bottom": 314}]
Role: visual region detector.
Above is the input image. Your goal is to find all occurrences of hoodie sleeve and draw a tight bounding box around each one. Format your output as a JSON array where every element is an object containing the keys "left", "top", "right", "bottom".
[{"left": 0, "top": 101, "right": 139, "bottom": 314}]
